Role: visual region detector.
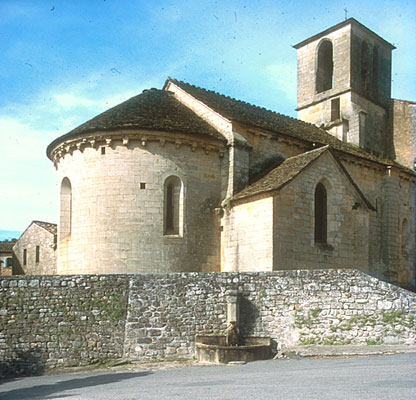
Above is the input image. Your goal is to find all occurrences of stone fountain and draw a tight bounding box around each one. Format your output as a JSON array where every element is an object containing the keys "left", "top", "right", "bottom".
[{"left": 195, "top": 292, "right": 271, "bottom": 364}]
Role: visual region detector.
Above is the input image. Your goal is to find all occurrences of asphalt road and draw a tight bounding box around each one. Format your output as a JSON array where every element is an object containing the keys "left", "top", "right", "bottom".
[{"left": 1, "top": 353, "right": 415, "bottom": 399}]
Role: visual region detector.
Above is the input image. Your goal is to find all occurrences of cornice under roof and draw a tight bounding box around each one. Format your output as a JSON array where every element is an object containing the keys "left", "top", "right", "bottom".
[{"left": 47, "top": 89, "right": 225, "bottom": 159}]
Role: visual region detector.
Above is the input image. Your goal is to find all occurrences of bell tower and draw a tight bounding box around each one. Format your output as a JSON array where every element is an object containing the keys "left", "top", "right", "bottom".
[{"left": 294, "top": 18, "right": 395, "bottom": 155}]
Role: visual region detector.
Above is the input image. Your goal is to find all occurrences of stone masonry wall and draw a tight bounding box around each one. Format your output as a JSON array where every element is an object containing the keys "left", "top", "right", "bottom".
[
  {"left": 0, "top": 275, "right": 129, "bottom": 377},
  {"left": 343, "top": 157, "right": 416, "bottom": 289},
  {"left": 296, "top": 21, "right": 393, "bottom": 158},
  {"left": 221, "top": 196, "right": 273, "bottom": 272},
  {"left": 1, "top": 270, "right": 415, "bottom": 377},
  {"left": 13, "top": 224, "right": 57, "bottom": 275},
  {"left": 124, "top": 273, "right": 229, "bottom": 360},
  {"left": 391, "top": 99, "right": 416, "bottom": 170},
  {"left": 296, "top": 24, "right": 351, "bottom": 110},
  {"left": 57, "top": 131, "right": 224, "bottom": 274},
  {"left": 272, "top": 152, "right": 370, "bottom": 271}
]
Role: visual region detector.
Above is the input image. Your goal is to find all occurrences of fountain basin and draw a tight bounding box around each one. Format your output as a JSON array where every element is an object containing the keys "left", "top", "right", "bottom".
[{"left": 195, "top": 335, "right": 271, "bottom": 364}]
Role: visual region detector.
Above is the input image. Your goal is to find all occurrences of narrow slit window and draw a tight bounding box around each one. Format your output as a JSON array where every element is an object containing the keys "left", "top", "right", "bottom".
[
  {"left": 331, "top": 98, "right": 340, "bottom": 121},
  {"left": 101, "top": 146, "right": 106, "bottom": 155},
  {"left": 164, "top": 176, "right": 182, "bottom": 236},
  {"left": 166, "top": 184, "right": 174, "bottom": 232},
  {"left": 35, "top": 245, "right": 40, "bottom": 263},
  {"left": 314, "top": 183, "right": 327, "bottom": 243},
  {"left": 23, "top": 249, "right": 27, "bottom": 266},
  {"left": 359, "top": 112, "right": 367, "bottom": 149},
  {"left": 60, "top": 177, "right": 72, "bottom": 239}
]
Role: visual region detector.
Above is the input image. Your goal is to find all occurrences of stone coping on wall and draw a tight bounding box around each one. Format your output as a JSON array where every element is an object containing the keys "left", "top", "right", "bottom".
[{"left": 1, "top": 269, "right": 415, "bottom": 377}]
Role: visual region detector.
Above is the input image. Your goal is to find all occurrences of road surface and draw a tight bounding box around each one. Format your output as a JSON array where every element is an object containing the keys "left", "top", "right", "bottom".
[{"left": 1, "top": 353, "right": 415, "bottom": 399}]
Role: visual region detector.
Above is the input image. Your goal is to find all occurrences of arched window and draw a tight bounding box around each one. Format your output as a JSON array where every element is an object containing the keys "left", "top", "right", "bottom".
[
  {"left": 361, "top": 41, "right": 370, "bottom": 94},
  {"left": 314, "top": 183, "right": 327, "bottom": 243},
  {"left": 316, "top": 40, "right": 333, "bottom": 93},
  {"left": 164, "top": 176, "right": 183, "bottom": 236},
  {"left": 60, "top": 177, "right": 72, "bottom": 239}
]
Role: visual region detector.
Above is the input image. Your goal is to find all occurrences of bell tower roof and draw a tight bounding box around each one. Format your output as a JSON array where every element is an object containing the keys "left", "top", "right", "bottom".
[{"left": 293, "top": 18, "right": 395, "bottom": 50}]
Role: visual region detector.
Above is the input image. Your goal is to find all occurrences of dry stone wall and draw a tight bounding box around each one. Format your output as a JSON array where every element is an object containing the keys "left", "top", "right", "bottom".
[
  {"left": 0, "top": 275, "right": 129, "bottom": 377},
  {"left": 124, "top": 273, "right": 230, "bottom": 360},
  {"left": 1, "top": 270, "right": 415, "bottom": 377}
]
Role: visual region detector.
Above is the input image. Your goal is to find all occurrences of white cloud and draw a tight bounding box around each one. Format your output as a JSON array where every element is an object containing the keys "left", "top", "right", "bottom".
[
  {"left": 54, "top": 93, "right": 97, "bottom": 109},
  {"left": 0, "top": 117, "right": 57, "bottom": 230},
  {"left": 0, "top": 70, "right": 170, "bottom": 230}
]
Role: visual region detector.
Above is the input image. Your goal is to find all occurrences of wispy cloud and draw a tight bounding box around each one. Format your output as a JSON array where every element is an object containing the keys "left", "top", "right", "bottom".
[
  {"left": 1, "top": 117, "right": 57, "bottom": 230},
  {"left": 0, "top": 67, "right": 171, "bottom": 230},
  {"left": 54, "top": 93, "right": 97, "bottom": 109}
]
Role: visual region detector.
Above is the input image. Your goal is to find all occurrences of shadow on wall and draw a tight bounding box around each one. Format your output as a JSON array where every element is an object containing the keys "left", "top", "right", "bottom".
[
  {"left": 0, "top": 349, "right": 45, "bottom": 378},
  {"left": 239, "top": 296, "right": 260, "bottom": 336},
  {"left": 11, "top": 254, "right": 25, "bottom": 275}
]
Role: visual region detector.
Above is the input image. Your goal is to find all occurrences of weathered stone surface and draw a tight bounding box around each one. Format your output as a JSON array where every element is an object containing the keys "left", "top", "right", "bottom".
[
  {"left": 1, "top": 270, "right": 415, "bottom": 378},
  {"left": 0, "top": 275, "right": 129, "bottom": 377},
  {"left": 13, "top": 222, "right": 57, "bottom": 275}
]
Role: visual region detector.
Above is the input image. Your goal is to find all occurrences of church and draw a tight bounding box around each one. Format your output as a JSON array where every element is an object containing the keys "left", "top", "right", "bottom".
[{"left": 46, "top": 19, "right": 416, "bottom": 289}]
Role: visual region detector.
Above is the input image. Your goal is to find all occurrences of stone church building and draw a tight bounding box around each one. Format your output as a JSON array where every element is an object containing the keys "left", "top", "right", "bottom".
[{"left": 46, "top": 19, "right": 416, "bottom": 289}]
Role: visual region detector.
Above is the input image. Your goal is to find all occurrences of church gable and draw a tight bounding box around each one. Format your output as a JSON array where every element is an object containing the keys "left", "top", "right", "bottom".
[
  {"left": 221, "top": 146, "right": 373, "bottom": 272},
  {"left": 163, "top": 78, "right": 235, "bottom": 143},
  {"left": 12, "top": 221, "right": 57, "bottom": 276},
  {"left": 272, "top": 149, "right": 372, "bottom": 271},
  {"left": 231, "top": 146, "right": 373, "bottom": 211}
]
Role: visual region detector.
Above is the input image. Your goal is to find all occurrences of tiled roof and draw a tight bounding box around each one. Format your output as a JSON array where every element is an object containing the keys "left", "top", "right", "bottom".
[
  {"left": 167, "top": 78, "right": 401, "bottom": 167},
  {"left": 293, "top": 18, "right": 395, "bottom": 50},
  {"left": 232, "top": 146, "right": 374, "bottom": 210},
  {"left": 47, "top": 89, "right": 225, "bottom": 157},
  {"left": 33, "top": 221, "right": 57, "bottom": 236},
  {"left": 232, "top": 146, "right": 329, "bottom": 201},
  {"left": 0, "top": 241, "right": 16, "bottom": 253}
]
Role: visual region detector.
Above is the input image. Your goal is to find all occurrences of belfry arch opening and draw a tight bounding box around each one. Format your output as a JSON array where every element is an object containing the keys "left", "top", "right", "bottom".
[
  {"left": 314, "top": 182, "right": 327, "bottom": 243},
  {"left": 164, "top": 175, "right": 183, "bottom": 236},
  {"left": 60, "top": 177, "right": 72, "bottom": 239},
  {"left": 316, "top": 40, "right": 333, "bottom": 93}
]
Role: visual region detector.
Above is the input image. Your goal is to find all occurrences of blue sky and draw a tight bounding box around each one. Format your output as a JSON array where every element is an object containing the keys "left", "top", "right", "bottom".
[{"left": 1, "top": 0, "right": 415, "bottom": 232}]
